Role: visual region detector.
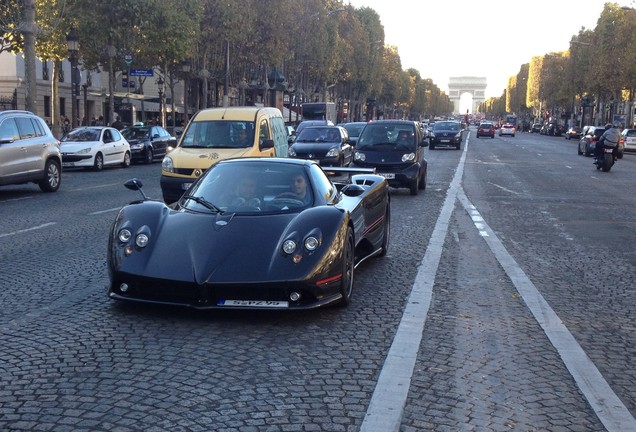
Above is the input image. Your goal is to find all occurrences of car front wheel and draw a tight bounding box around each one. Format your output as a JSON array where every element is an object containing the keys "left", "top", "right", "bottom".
[
  {"left": 93, "top": 153, "right": 104, "bottom": 171},
  {"left": 337, "top": 227, "right": 355, "bottom": 306},
  {"left": 144, "top": 148, "right": 153, "bottom": 164}
]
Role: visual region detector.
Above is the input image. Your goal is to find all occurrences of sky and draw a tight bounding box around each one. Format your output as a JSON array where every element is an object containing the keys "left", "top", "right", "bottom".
[{"left": 346, "top": 0, "right": 622, "bottom": 103}]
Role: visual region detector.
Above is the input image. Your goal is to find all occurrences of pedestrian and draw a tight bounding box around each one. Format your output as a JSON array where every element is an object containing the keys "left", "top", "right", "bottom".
[{"left": 111, "top": 115, "right": 124, "bottom": 130}]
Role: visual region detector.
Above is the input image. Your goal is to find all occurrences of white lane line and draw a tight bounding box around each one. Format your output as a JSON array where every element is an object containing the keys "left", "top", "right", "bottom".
[
  {"left": 457, "top": 190, "right": 636, "bottom": 432},
  {"left": 67, "top": 182, "right": 120, "bottom": 192},
  {"left": 359, "top": 135, "right": 470, "bottom": 432},
  {"left": 88, "top": 207, "right": 121, "bottom": 215},
  {"left": 0, "top": 222, "right": 56, "bottom": 239},
  {"left": 0, "top": 196, "right": 33, "bottom": 203},
  {"left": 488, "top": 181, "right": 521, "bottom": 195}
]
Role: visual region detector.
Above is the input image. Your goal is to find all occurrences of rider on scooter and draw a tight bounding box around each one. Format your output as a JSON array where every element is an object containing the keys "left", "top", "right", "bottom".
[{"left": 594, "top": 122, "right": 620, "bottom": 164}]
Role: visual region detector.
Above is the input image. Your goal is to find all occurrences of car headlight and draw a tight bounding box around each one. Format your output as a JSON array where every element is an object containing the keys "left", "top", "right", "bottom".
[
  {"left": 282, "top": 239, "right": 297, "bottom": 254},
  {"left": 135, "top": 233, "right": 149, "bottom": 248},
  {"left": 288, "top": 147, "right": 297, "bottom": 157},
  {"left": 354, "top": 152, "right": 366, "bottom": 162},
  {"left": 77, "top": 147, "right": 92, "bottom": 154},
  {"left": 130, "top": 143, "right": 144, "bottom": 150},
  {"left": 326, "top": 148, "right": 339, "bottom": 158},
  {"left": 401, "top": 153, "right": 415, "bottom": 162},
  {"left": 118, "top": 229, "right": 132, "bottom": 243},
  {"left": 304, "top": 236, "right": 320, "bottom": 251},
  {"left": 162, "top": 156, "right": 174, "bottom": 173}
]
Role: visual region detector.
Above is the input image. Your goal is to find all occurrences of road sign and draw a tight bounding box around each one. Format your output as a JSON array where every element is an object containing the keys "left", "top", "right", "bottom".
[
  {"left": 130, "top": 69, "right": 153, "bottom": 77},
  {"left": 124, "top": 54, "right": 132, "bottom": 66}
]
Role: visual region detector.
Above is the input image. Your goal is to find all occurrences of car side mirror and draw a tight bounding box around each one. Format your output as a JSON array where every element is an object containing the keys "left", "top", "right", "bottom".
[
  {"left": 341, "top": 183, "right": 365, "bottom": 197},
  {"left": 261, "top": 138, "right": 275, "bottom": 150},
  {"left": 152, "top": 134, "right": 160, "bottom": 139}
]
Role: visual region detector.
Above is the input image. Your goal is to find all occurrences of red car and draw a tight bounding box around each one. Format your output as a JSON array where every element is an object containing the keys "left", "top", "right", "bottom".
[{"left": 476, "top": 122, "right": 495, "bottom": 138}]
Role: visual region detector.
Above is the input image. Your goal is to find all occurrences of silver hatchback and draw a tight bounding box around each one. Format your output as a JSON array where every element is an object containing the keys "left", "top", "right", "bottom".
[{"left": 0, "top": 110, "right": 62, "bottom": 192}]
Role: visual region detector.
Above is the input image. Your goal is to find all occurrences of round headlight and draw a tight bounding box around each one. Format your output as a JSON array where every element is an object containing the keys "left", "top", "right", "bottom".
[
  {"left": 354, "top": 152, "right": 366, "bottom": 162},
  {"left": 118, "top": 229, "right": 132, "bottom": 243},
  {"left": 304, "top": 236, "right": 319, "bottom": 251},
  {"left": 135, "top": 233, "right": 149, "bottom": 248},
  {"left": 162, "top": 156, "right": 174, "bottom": 173},
  {"left": 401, "top": 153, "right": 415, "bottom": 162},
  {"left": 326, "top": 148, "right": 339, "bottom": 158},
  {"left": 288, "top": 147, "right": 297, "bottom": 157},
  {"left": 282, "top": 239, "right": 297, "bottom": 255}
]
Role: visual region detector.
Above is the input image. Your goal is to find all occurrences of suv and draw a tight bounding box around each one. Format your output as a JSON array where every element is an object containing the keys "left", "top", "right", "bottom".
[
  {"left": 0, "top": 110, "right": 62, "bottom": 192},
  {"left": 350, "top": 120, "right": 428, "bottom": 195}
]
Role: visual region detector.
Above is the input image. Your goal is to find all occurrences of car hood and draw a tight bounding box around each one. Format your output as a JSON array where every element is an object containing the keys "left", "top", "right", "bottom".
[
  {"left": 168, "top": 147, "right": 253, "bottom": 168},
  {"left": 60, "top": 141, "right": 101, "bottom": 151},
  {"left": 292, "top": 142, "right": 339, "bottom": 151},
  {"left": 109, "top": 201, "right": 345, "bottom": 285},
  {"left": 431, "top": 129, "right": 459, "bottom": 135}
]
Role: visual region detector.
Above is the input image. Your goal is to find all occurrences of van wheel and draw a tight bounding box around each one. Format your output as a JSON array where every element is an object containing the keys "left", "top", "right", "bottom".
[{"left": 39, "top": 159, "right": 61, "bottom": 192}]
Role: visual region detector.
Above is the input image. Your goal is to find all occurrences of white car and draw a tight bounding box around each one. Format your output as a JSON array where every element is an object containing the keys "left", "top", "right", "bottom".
[
  {"left": 499, "top": 123, "right": 516, "bottom": 137},
  {"left": 60, "top": 127, "right": 131, "bottom": 171},
  {"left": 620, "top": 128, "right": 636, "bottom": 153}
]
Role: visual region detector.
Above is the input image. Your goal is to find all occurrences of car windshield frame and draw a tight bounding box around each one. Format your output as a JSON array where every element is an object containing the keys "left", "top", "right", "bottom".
[{"left": 62, "top": 128, "right": 101, "bottom": 142}]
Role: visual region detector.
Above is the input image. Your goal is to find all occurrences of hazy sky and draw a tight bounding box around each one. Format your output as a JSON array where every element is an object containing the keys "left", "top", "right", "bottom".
[{"left": 347, "top": 0, "right": 617, "bottom": 99}]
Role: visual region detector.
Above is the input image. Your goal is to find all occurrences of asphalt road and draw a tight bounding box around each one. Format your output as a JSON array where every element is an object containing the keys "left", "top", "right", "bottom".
[{"left": 1, "top": 129, "right": 635, "bottom": 431}]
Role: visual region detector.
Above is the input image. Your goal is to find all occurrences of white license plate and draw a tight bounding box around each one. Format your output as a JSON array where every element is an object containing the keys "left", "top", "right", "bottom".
[
  {"left": 379, "top": 173, "right": 395, "bottom": 179},
  {"left": 181, "top": 183, "right": 192, "bottom": 190},
  {"left": 218, "top": 300, "right": 289, "bottom": 308},
  {"left": 62, "top": 162, "right": 74, "bottom": 167},
  {"left": 440, "top": 139, "right": 450, "bottom": 143}
]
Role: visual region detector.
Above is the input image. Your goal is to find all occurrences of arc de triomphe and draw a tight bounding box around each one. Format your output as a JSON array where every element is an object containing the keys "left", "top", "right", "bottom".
[{"left": 448, "top": 76, "right": 487, "bottom": 114}]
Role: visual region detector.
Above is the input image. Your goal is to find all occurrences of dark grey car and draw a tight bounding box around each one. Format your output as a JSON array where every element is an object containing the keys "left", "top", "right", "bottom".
[
  {"left": 121, "top": 125, "right": 176, "bottom": 164},
  {"left": 288, "top": 125, "right": 353, "bottom": 167}
]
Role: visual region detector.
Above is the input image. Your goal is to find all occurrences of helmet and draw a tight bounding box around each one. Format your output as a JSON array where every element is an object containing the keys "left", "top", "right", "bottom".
[
  {"left": 605, "top": 123, "right": 613, "bottom": 130},
  {"left": 613, "top": 121, "right": 622, "bottom": 128}
]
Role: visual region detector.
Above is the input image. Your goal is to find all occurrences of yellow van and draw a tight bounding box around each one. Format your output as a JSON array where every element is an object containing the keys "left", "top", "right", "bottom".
[{"left": 160, "top": 106, "right": 288, "bottom": 203}]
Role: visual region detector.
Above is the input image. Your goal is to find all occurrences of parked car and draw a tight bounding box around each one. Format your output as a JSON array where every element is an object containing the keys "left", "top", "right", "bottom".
[
  {"left": 564, "top": 127, "right": 582, "bottom": 140},
  {"left": 288, "top": 125, "right": 353, "bottom": 167},
  {"left": 340, "top": 121, "right": 367, "bottom": 145},
  {"left": 0, "top": 110, "right": 62, "bottom": 192},
  {"left": 350, "top": 119, "right": 427, "bottom": 195},
  {"left": 107, "top": 158, "right": 390, "bottom": 309},
  {"left": 429, "top": 120, "right": 463, "bottom": 149},
  {"left": 499, "top": 123, "right": 516, "bottom": 137},
  {"left": 531, "top": 123, "right": 542, "bottom": 133},
  {"left": 578, "top": 126, "right": 604, "bottom": 157},
  {"left": 620, "top": 128, "right": 636, "bottom": 153},
  {"left": 476, "top": 122, "right": 495, "bottom": 138},
  {"left": 60, "top": 126, "right": 131, "bottom": 171},
  {"left": 121, "top": 125, "right": 176, "bottom": 164}
]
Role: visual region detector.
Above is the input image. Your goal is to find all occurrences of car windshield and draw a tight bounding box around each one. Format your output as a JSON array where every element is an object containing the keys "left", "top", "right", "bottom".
[
  {"left": 296, "top": 127, "right": 340, "bottom": 142},
  {"left": 180, "top": 121, "right": 255, "bottom": 149},
  {"left": 184, "top": 161, "right": 314, "bottom": 214},
  {"left": 343, "top": 123, "right": 365, "bottom": 137},
  {"left": 356, "top": 124, "right": 416, "bottom": 150},
  {"left": 62, "top": 128, "right": 100, "bottom": 142},
  {"left": 121, "top": 128, "right": 150, "bottom": 140},
  {"left": 433, "top": 122, "right": 460, "bottom": 132}
]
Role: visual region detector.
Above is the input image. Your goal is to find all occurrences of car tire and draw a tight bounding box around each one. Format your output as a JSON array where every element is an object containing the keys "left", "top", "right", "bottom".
[
  {"left": 409, "top": 175, "right": 418, "bottom": 196},
  {"left": 144, "top": 148, "right": 153, "bottom": 164},
  {"left": 378, "top": 205, "right": 390, "bottom": 257},
  {"left": 93, "top": 153, "right": 104, "bottom": 171},
  {"left": 578, "top": 143, "right": 583, "bottom": 155},
  {"left": 122, "top": 151, "right": 131, "bottom": 168},
  {"left": 419, "top": 167, "right": 427, "bottom": 190},
  {"left": 429, "top": 143, "right": 435, "bottom": 150},
  {"left": 39, "top": 159, "right": 61, "bottom": 192},
  {"left": 617, "top": 150, "right": 624, "bottom": 159},
  {"left": 337, "top": 227, "right": 355, "bottom": 307}
]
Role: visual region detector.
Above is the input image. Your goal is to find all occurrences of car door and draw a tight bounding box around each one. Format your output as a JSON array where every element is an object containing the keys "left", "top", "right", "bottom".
[
  {"left": 110, "top": 129, "right": 128, "bottom": 164},
  {"left": 152, "top": 127, "right": 168, "bottom": 158},
  {"left": 14, "top": 116, "right": 43, "bottom": 174},
  {"left": 0, "top": 117, "right": 27, "bottom": 179}
]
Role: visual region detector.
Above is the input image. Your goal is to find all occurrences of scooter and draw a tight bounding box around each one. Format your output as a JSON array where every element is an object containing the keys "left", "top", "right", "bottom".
[{"left": 594, "top": 144, "right": 616, "bottom": 172}]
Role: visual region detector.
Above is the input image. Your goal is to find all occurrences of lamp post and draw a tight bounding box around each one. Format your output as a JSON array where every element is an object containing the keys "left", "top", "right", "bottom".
[
  {"left": 66, "top": 27, "right": 80, "bottom": 128},
  {"left": 180, "top": 60, "right": 191, "bottom": 124},
  {"left": 157, "top": 77, "right": 164, "bottom": 127}
]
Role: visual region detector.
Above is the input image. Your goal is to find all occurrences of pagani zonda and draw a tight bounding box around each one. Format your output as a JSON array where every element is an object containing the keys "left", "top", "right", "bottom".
[{"left": 107, "top": 158, "right": 390, "bottom": 309}]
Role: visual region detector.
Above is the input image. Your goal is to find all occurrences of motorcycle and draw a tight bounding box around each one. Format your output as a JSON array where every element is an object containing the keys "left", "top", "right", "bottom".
[{"left": 594, "top": 144, "right": 617, "bottom": 172}]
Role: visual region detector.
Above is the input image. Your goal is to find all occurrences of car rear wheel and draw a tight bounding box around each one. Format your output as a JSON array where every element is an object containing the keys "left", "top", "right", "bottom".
[
  {"left": 337, "top": 227, "right": 355, "bottom": 306},
  {"left": 39, "top": 159, "right": 61, "bottom": 192},
  {"left": 122, "top": 151, "right": 131, "bottom": 168}
]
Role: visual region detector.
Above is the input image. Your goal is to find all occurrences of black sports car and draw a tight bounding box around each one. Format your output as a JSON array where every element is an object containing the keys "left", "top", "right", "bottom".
[{"left": 107, "top": 158, "right": 390, "bottom": 310}]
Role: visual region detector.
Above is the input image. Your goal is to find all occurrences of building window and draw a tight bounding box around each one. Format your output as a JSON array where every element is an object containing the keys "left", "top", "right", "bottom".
[
  {"left": 59, "top": 68, "right": 64, "bottom": 82},
  {"left": 59, "top": 97, "right": 66, "bottom": 116},
  {"left": 44, "top": 95, "right": 51, "bottom": 117},
  {"left": 43, "top": 62, "right": 49, "bottom": 81}
]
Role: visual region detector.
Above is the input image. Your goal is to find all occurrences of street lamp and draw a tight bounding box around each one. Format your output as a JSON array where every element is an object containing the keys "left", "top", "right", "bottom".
[
  {"left": 180, "top": 60, "right": 191, "bottom": 124},
  {"left": 157, "top": 77, "right": 164, "bottom": 127},
  {"left": 66, "top": 27, "right": 80, "bottom": 128}
]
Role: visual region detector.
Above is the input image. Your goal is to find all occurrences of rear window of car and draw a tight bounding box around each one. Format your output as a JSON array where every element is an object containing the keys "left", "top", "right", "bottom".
[
  {"left": 625, "top": 129, "right": 636, "bottom": 137},
  {"left": 480, "top": 123, "right": 492, "bottom": 128},
  {"left": 593, "top": 129, "right": 605, "bottom": 138}
]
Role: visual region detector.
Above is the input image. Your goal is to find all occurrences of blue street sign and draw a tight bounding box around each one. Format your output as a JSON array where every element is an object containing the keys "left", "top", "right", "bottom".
[{"left": 130, "top": 69, "right": 154, "bottom": 77}]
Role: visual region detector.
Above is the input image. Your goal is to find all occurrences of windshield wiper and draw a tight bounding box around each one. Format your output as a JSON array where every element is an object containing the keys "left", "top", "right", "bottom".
[{"left": 181, "top": 194, "right": 222, "bottom": 212}]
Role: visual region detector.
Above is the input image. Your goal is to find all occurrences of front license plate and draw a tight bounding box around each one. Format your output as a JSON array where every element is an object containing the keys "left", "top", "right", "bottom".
[
  {"left": 218, "top": 300, "right": 289, "bottom": 308},
  {"left": 440, "top": 139, "right": 450, "bottom": 143},
  {"left": 181, "top": 183, "right": 192, "bottom": 190},
  {"left": 62, "top": 162, "right": 74, "bottom": 167},
  {"left": 379, "top": 173, "right": 395, "bottom": 179}
]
